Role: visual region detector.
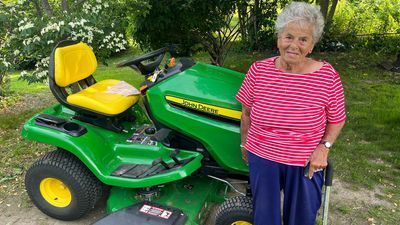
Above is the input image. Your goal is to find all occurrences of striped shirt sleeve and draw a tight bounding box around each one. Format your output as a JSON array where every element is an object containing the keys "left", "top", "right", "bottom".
[
  {"left": 236, "top": 62, "right": 258, "bottom": 107},
  {"left": 326, "top": 70, "right": 346, "bottom": 123}
]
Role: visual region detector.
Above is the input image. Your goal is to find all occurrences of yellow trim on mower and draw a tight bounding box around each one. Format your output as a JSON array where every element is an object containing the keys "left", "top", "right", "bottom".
[
  {"left": 166, "top": 96, "right": 242, "bottom": 120},
  {"left": 39, "top": 178, "right": 72, "bottom": 207},
  {"left": 231, "top": 221, "right": 252, "bottom": 225}
]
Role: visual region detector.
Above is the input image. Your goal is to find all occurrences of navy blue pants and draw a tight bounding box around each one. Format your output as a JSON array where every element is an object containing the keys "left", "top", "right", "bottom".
[{"left": 248, "top": 151, "right": 324, "bottom": 225}]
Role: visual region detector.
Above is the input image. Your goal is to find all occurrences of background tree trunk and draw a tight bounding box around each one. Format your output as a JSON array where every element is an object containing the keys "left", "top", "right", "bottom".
[
  {"left": 319, "top": 0, "right": 329, "bottom": 20},
  {"left": 61, "top": 0, "right": 69, "bottom": 12},
  {"left": 317, "top": 0, "right": 338, "bottom": 25},
  {"left": 32, "top": 0, "right": 43, "bottom": 17},
  {"left": 238, "top": 1, "right": 248, "bottom": 44},
  {"left": 41, "top": 0, "right": 53, "bottom": 16},
  {"left": 326, "top": 0, "right": 338, "bottom": 25}
]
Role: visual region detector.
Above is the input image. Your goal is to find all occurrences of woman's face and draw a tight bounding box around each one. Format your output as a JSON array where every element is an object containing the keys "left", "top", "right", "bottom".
[{"left": 277, "top": 22, "right": 315, "bottom": 65}]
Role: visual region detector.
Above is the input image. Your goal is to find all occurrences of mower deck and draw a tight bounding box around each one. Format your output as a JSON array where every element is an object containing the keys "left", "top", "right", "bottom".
[{"left": 94, "top": 176, "right": 226, "bottom": 225}]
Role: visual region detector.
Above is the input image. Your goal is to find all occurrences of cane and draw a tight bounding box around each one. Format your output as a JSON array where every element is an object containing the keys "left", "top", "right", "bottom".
[{"left": 322, "top": 160, "right": 334, "bottom": 225}]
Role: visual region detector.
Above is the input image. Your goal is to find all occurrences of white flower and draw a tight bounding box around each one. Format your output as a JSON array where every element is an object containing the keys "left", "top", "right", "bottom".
[
  {"left": 3, "top": 61, "right": 11, "bottom": 68},
  {"left": 32, "top": 36, "right": 41, "bottom": 43},
  {"left": 18, "top": 21, "right": 34, "bottom": 31},
  {"left": 20, "top": 71, "right": 28, "bottom": 76},
  {"left": 23, "top": 38, "right": 32, "bottom": 46},
  {"left": 39, "top": 57, "right": 50, "bottom": 67},
  {"left": 47, "top": 40, "right": 54, "bottom": 45},
  {"left": 35, "top": 70, "right": 48, "bottom": 79},
  {"left": 13, "top": 50, "right": 20, "bottom": 56},
  {"left": 18, "top": 20, "right": 25, "bottom": 26},
  {"left": 68, "top": 22, "right": 76, "bottom": 28}
]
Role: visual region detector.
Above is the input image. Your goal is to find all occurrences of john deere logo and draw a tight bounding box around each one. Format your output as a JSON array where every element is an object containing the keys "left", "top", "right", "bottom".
[
  {"left": 165, "top": 96, "right": 241, "bottom": 120},
  {"left": 182, "top": 100, "right": 218, "bottom": 114}
]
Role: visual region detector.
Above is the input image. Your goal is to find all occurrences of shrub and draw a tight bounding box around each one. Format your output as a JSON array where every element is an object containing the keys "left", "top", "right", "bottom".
[
  {"left": 0, "top": 0, "right": 131, "bottom": 84},
  {"left": 132, "top": 0, "right": 237, "bottom": 56},
  {"left": 320, "top": 0, "right": 400, "bottom": 53}
]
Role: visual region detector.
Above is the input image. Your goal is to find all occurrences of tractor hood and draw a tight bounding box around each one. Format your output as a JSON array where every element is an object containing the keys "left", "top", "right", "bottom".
[
  {"left": 153, "top": 62, "right": 245, "bottom": 121},
  {"left": 146, "top": 62, "right": 248, "bottom": 173}
]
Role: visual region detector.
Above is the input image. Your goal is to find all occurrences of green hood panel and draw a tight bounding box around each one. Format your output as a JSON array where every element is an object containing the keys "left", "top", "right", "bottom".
[
  {"left": 147, "top": 63, "right": 248, "bottom": 173},
  {"left": 158, "top": 62, "right": 244, "bottom": 111}
]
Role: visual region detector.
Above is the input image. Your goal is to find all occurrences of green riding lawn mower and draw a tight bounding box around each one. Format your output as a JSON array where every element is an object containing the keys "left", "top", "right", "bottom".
[{"left": 21, "top": 41, "right": 333, "bottom": 225}]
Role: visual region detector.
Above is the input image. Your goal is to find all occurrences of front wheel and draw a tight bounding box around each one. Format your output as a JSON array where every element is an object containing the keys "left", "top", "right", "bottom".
[
  {"left": 25, "top": 149, "right": 103, "bottom": 220},
  {"left": 215, "top": 196, "right": 253, "bottom": 225}
]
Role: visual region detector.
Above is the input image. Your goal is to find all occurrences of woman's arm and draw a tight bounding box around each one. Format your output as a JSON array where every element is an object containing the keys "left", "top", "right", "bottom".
[
  {"left": 307, "top": 121, "right": 345, "bottom": 178},
  {"left": 240, "top": 105, "right": 251, "bottom": 163}
]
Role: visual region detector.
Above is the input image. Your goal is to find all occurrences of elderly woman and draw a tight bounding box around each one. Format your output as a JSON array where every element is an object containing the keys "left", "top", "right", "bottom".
[{"left": 236, "top": 2, "right": 346, "bottom": 225}]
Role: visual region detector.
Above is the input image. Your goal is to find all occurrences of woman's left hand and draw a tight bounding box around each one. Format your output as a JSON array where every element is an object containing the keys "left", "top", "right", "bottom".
[{"left": 306, "top": 144, "right": 329, "bottom": 179}]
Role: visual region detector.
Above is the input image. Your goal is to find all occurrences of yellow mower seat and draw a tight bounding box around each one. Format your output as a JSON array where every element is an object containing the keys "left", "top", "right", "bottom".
[
  {"left": 67, "top": 79, "right": 139, "bottom": 115},
  {"left": 54, "top": 42, "right": 138, "bottom": 115}
]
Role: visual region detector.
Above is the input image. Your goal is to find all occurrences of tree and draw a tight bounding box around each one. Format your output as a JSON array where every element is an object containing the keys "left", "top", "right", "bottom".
[
  {"left": 192, "top": 0, "right": 246, "bottom": 66},
  {"left": 317, "top": 0, "right": 339, "bottom": 26},
  {"left": 237, "top": 0, "right": 289, "bottom": 51},
  {"left": 133, "top": 0, "right": 241, "bottom": 66}
]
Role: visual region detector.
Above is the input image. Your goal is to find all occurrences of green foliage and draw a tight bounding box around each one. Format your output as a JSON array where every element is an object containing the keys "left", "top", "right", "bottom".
[
  {"left": 320, "top": 0, "right": 400, "bottom": 53},
  {"left": 0, "top": 94, "right": 20, "bottom": 110},
  {"left": 0, "top": 73, "right": 11, "bottom": 97},
  {"left": 238, "top": 0, "right": 289, "bottom": 51},
  {"left": 0, "top": 0, "right": 131, "bottom": 84},
  {"left": 132, "top": 0, "right": 236, "bottom": 55}
]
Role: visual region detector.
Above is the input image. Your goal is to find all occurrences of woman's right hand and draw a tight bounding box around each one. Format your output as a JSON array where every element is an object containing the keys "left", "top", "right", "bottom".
[
  {"left": 240, "top": 105, "right": 251, "bottom": 165},
  {"left": 241, "top": 146, "right": 248, "bottom": 164}
]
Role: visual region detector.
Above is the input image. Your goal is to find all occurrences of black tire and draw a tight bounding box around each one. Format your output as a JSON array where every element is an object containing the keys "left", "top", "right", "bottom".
[
  {"left": 215, "top": 196, "right": 253, "bottom": 225},
  {"left": 25, "top": 149, "right": 103, "bottom": 220}
]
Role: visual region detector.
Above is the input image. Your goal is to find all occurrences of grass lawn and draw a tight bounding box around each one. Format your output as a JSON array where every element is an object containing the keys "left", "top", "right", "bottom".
[{"left": 0, "top": 47, "right": 399, "bottom": 224}]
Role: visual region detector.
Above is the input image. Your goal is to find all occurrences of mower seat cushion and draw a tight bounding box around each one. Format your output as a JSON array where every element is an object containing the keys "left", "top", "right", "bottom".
[
  {"left": 67, "top": 79, "right": 140, "bottom": 115},
  {"left": 55, "top": 42, "right": 97, "bottom": 87}
]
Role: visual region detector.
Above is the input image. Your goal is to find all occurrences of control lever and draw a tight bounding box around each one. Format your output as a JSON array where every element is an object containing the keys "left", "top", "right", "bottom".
[
  {"left": 152, "top": 158, "right": 170, "bottom": 169},
  {"left": 151, "top": 128, "right": 172, "bottom": 142},
  {"left": 169, "top": 149, "right": 182, "bottom": 165}
]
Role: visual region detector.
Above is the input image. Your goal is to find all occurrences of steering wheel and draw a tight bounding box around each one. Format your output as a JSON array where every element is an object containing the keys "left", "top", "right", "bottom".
[{"left": 117, "top": 47, "right": 170, "bottom": 75}]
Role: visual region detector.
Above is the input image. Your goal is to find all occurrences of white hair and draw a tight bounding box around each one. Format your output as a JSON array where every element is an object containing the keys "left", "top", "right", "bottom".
[{"left": 275, "top": 2, "right": 325, "bottom": 43}]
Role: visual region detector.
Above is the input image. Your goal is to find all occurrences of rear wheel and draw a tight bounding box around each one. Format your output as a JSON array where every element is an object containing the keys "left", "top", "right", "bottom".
[
  {"left": 215, "top": 196, "right": 253, "bottom": 225},
  {"left": 25, "top": 149, "right": 103, "bottom": 220}
]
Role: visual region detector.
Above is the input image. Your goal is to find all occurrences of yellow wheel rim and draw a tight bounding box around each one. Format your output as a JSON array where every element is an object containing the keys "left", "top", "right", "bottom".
[
  {"left": 39, "top": 178, "right": 72, "bottom": 207},
  {"left": 231, "top": 221, "right": 252, "bottom": 225}
]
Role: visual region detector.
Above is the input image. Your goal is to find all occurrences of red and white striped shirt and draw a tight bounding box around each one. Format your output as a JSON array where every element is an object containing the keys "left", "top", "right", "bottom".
[{"left": 236, "top": 57, "right": 346, "bottom": 166}]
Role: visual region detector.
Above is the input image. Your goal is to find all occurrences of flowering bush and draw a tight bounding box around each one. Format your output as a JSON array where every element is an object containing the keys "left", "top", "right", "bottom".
[{"left": 0, "top": 0, "right": 132, "bottom": 84}]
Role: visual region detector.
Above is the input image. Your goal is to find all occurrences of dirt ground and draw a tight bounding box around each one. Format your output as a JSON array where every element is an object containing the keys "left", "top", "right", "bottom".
[{"left": 0, "top": 178, "right": 395, "bottom": 225}]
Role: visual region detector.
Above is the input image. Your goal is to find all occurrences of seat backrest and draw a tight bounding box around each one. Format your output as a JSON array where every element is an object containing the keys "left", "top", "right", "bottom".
[
  {"left": 48, "top": 40, "right": 98, "bottom": 115},
  {"left": 54, "top": 42, "right": 97, "bottom": 87}
]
